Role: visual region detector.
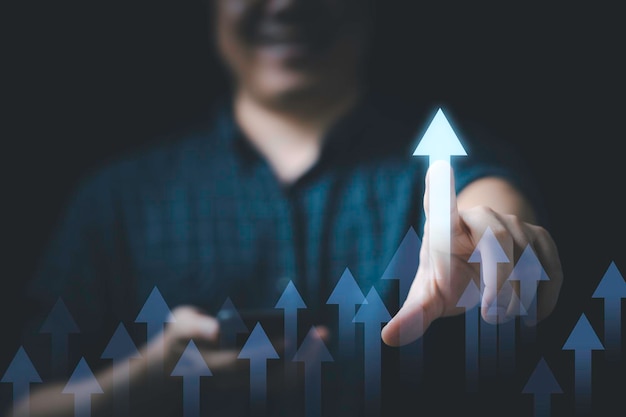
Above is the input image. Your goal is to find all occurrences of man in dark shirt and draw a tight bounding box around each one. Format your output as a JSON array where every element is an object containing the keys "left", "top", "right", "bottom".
[{"left": 6, "top": 0, "right": 562, "bottom": 416}]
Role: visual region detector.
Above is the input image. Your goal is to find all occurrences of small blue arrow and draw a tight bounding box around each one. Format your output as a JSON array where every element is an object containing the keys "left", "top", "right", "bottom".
[
  {"left": 216, "top": 297, "right": 249, "bottom": 349},
  {"left": 456, "top": 280, "right": 481, "bottom": 391},
  {"left": 380, "top": 226, "right": 424, "bottom": 380},
  {"left": 293, "top": 327, "right": 334, "bottom": 417},
  {"left": 39, "top": 297, "right": 80, "bottom": 377},
  {"left": 1, "top": 346, "right": 42, "bottom": 416},
  {"left": 62, "top": 357, "right": 104, "bottom": 417},
  {"left": 353, "top": 287, "right": 391, "bottom": 417},
  {"left": 591, "top": 261, "right": 626, "bottom": 360},
  {"left": 413, "top": 108, "right": 467, "bottom": 270},
  {"left": 135, "top": 286, "right": 175, "bottom": 377},
  {"left": 522, "top": 357, "right": 562, "bottom": 417},
  {"left": 507, "top": 244, "right": 550, "bottom": 327},
  {"left": 275, "top": 280, "right": 307, "bottom": 361},
  {"left": 100, "top": 322, "right": 141, "bottom": 417},
  {"left": 562, "top": 313, "right": 604, "bottom": 415},
  {"left": 170, "top": 340, "right": 213, "bottom": 417},
  {"left": 238, "top": 322, "right": 280, "bottom": 416},
  {"left": 326, "top": 268, "right": 366, "bottom": 359},
  {"left": 468, "top": 226, "right": 510, "bottom": 378}
]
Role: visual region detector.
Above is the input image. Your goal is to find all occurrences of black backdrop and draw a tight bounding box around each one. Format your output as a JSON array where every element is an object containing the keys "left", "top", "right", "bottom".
[{"left": 3, "top": 1, "right": 624, "bottom": 416}]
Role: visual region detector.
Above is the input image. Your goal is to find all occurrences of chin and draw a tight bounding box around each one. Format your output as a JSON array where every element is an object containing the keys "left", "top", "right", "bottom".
[{"left": 250, "top": 66, "right": 323, "bottom": 106}]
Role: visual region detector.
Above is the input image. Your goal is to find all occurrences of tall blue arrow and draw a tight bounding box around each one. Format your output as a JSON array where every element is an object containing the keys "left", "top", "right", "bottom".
[
  {"left": 62, "top": 357, "right": 104, "bottom": 417},
  {"left": 170, "top": 340, "right": 213, "bottom": 417},
  {"left": 468, "top": 226, "right": 510, "bottom": 378},
  {"left": 216, "top": 297, "right": 249, "bottom": 349},
  {"left": 238, "top": 322, "right": 280, "bottom": 416},
  {"left": 591, "top": 261, "right": 626, "bottom": 360},
  {"left": 39, "top": 297, "right": 79, "bottom": 377},
  {"left": 135, "top": 286, "right": 175, "bottom": 377},
  {"left": 380, "top": 226, "right": 423, "bottom": 380},
  {"left": 275, "top": 280, "right": 307, "bottom": 361},
  {"left": 100, "top": 322, "right": 142, "bottom": 417},
  {"left": 353, "top": 287, "right": 391, "bottom": 417},
  {"left": 413, "top": 107, "right": 467, "bottom": 276},
  {"left": 562, "top": 313, "right": 604, "bottom": 415},
  {"left": 456, "top": 280, "right": 481, "bottom": 391},
  {"left": 292, "top": 327, "right": 334, "bottom": 417},
  {"left": 522, "top": 357, "right": 563, "bottom": 417},
  {"left": 326, "top": 268, "right": 366, "bottom": 359},
  {"left": 1, "top": 346, "right": 42, "bottom": 417},
  {"left": 507, "top": 244, "right": 550, "bottom": 346}
]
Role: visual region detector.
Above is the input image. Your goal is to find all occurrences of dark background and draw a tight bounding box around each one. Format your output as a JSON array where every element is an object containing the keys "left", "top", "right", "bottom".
[{"left": 2, "top": 1, "right": 624, "bottom": 415}]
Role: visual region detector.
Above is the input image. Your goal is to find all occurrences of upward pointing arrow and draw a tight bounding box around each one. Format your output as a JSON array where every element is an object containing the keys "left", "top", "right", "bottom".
[
  {"left": 275, "top": 280, "right": 307, "bottom": 361},
  {"left": 456, "top": 280, "right": 481, "bottom": 391},
  {"left": 101, "top": 322, "right": 142, "bottom": 417},
  {"left": 62, "top": 358, "right": 104, "bottom": 417},
  {"left": 522, "top": 357, "right": 562, "bottom": 417},
  {"left": 507, "top": 244, "right": 550, "bottom": 324},
  {"left": 39, "top": 297, "right": 80, "bottom": 377},
  {"left": 562, "top": 313, "right": 604, "bottom": 415},
  {"left": 170, "top": 340, "right": 213, "bottom": 417},
  {"left": 293, "top": 327, "right": 334, "bottom": 417},
  {"left": 216, "top": 297, "right": 249, "bottom": 349},
  {"left": 380, "top": 226, "right": 421, "bottom": 304},
  {"left": 1, "top": 346, "right": 42, "bottom": 417},
  {"left": 413, "top": 108, "right": 467, "bottom": 274},
  {"left": 238, "top": 323, "right": 280, "bottom": 415},
  {"left": 591, "top": 261, "right": 626, "bottom": 360},
  {"left": 326, "top": 268, "right": 366, "bottom": 359},
  {"left": 353, "top": 287, "right": 391, "bottom": 417},
  {"left": 135, "top": 286, "right": 175, "bottom": 377}
]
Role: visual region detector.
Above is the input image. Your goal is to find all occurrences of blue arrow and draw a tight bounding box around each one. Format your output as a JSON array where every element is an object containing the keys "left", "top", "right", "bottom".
[
  {"left": 293, "top": 327, "right": 334, "bottom": 417},
  {"left": 238, "top": 322, "right": 280, "bottom": 416},
  {"left": 39, "top": 297, "right": 80, "bottom": 377},
  {"left": 380, "top": 226, "right": 424, "bottom": 380},
  {"left": 170, "top": 340, "right": 213, "bottom": 417},
  {"left": 522, "top": 357, "right": 563, "bottom": 417},
  {"left": 468, "top": 226, "right": 510, "bottom": 378},
  {"left": 507, "top": 244, "right": 550, "bottom": 341},
  {"left": 100, "top": 322, "right": 141, "bottom": 417},
  {"left": 275, "top": 280, "right": 307, "bottom": 361},
  {"left": 326, "top": 268, "right": 366, "bottom": 359},
  {"left": 135, "top": 286, "right": 175, "bottom": 377},
  {"left": 562, "top": 313, "right": 604, "bottom": 415},
  {"left": 591, "top": 261, "right": 626, "bottom": 360},
  {"left": 413, "top": 108, "right": 467, "bottom": 275},
  {"left": 216, "top": 297, "right": 249, "bottom": 349},
  {"left": 353, "top": 287, "right": 391, "bottom": 417},
  {"left": 1, "top": 346, "right": 42, "bottom": 416},
  {"left": 456, "top": 280, "right": 481, "bottom": 391},
  {"left": 62, "top": 357, "right": 104, "bottom": 417},
  {"left": 496, "top": 282, "right": 525, "bottom": 377}
]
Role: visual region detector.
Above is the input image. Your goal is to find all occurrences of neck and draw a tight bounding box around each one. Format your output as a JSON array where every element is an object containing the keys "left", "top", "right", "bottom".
[{"left": 234, "top": 86, "right": 360, "bottom": 185}]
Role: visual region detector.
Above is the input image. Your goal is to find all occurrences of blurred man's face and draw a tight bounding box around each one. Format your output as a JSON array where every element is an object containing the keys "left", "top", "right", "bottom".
[{"left": 213, "top": 0, "right": 370, "bottom": 105}]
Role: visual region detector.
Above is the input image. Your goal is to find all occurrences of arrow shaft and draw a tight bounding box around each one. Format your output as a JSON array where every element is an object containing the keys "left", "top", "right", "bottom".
[
  {"left": 303, "top": 364, "right": 322, "bottom": 417},
  {"left": 182, "top": 377, "right": 201, "bottom": 417},
  {"left": 603, "top": 299, "right": 622, "bottom": 359},
  {"left": 338, "top": 305, "right": 356, "bottom": 358},
  {"left": 363, "top": 324, "right": 382, "bottom": 415},
  {"left": 428, "top": 158, "right": 451, "bottom": 277},
  {"left": 521, "top": 283, "right": 539, "bottom": 320},
  {"left": 533, "top": 394, "right": 551, "bottom": 417},
  {"left": 249, "top": 362, "right": 268, "bottom": 412},
  {"left": 480, "top": 315, "right": 497, "bottom": 377},
  {"left": 284, "top": 312, "right": 298, "bottom": 360},
  {"left": 498, "top": 318, "right": 516, "bottom": 375},
  {"left": 50, "top": 336, "right": 69, "bottom": 377},
  {"left": 111, "top": 362, "right": 131, "bottom": 416},
  {"left": 464, "top": 307, "right": 479, "bottom": 391},
  {"left": 74, "top": 395, "right": 92, "bottom": 417},
  {"left": 574, "top": 351, "right": 592, "bottom": 413},
  {"left": 11, "top": 384, "right": 30, "bottom": 417}
]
